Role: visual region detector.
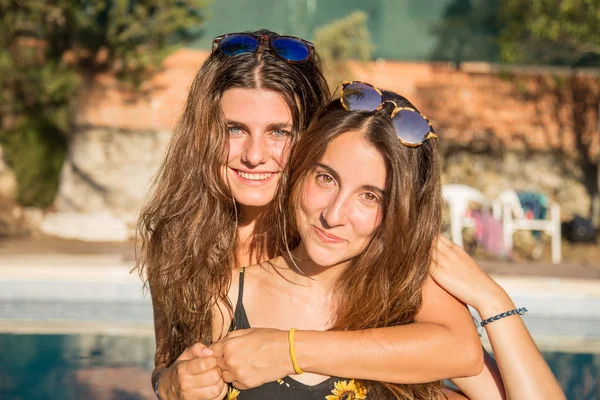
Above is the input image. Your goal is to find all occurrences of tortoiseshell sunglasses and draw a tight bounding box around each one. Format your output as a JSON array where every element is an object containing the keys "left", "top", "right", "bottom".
[{"left": 338, "top": 81, "right": 438, "bottom": 147}]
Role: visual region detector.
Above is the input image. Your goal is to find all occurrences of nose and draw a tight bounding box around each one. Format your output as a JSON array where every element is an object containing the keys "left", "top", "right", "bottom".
[
  {"left": 241, "top": 134, "right": 268, "bottom": 166},
  {"left": 321, "top": 192, "right": 349, "bottom": 228}
]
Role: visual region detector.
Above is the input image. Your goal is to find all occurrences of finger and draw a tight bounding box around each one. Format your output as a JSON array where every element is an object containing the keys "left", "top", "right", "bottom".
[
  {"left": 210, "top": 340, "right": 224, "bottom": 358},
  {"left": 215, "top": 354, "right": 227, "bottom": 371},
  {"left": 178, "top": 342, "right": 213, "bottom": 361},
  {"left": 192, "top": 379, "right": 227, "bottom": 400},
  {"left": 184, "top": 355, "right": 219, "bottom": 376},
  {"left": 221, "top": 369, "right": 235, "bottom": 383},
  {"left": 194, "top": 366, "right": 223, "bottom": 387},
  {"left": 232, "top": 380, "right": 249, "bottom": 390},
  {"left": 210, "top": 380, "right": 228, "bottom": 400},
  {"left": 437, "top": 235, "right": 454, "bottom": 252},
  {"left": 439, "top": 234, "right": 452, "bottom": 245},
  {"left": 430, "top": 265, "right": 443, "bottom": 283}
]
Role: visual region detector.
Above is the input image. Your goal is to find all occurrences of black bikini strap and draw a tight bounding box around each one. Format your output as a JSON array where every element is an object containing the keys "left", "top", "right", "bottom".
[{"left": 236, "top": 267, "right": 245, "bottom": 310}]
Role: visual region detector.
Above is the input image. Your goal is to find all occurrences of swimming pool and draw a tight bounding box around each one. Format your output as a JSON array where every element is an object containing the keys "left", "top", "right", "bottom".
[
  {"left": 1, "top": 259, "right": 598, "bottom": 399},
  {"left": 0, "top": 333, "right": 597, "bottom": 399}
]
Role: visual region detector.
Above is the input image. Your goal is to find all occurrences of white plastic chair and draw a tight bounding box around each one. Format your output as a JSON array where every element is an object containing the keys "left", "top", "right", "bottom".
[
  {"left": 492, "top": 189, "right": 562, "bottom": 265},
  {"left": 442, "top": 184, "right": 490, "bottom": 247}
]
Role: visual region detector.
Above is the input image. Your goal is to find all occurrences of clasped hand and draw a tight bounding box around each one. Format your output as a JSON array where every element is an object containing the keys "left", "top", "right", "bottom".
[
  {"left": 158, "top": 343, "right": 227, "bottom": 400},
  {"left": 210, "top": 328, "right": 292, "bottom": 390},
  {"left": 160, "top": 328, "right": 292, "bottom": 398}
]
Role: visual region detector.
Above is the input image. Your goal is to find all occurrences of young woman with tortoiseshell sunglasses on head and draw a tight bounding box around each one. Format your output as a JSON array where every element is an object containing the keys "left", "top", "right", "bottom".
[{"left": 206, "top": 82, "right": 563, "bottom": 400}]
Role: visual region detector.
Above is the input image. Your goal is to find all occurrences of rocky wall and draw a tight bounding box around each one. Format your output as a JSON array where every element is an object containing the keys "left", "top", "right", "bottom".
[
  {"left": 39, "top": 128, "right": 170, "bottom": 241},
  {"left": 54, "top": 128, "right": 170, "bottom": 215},
  {"left": 440, "top": 144, "right": 590, "bottom": 219}
]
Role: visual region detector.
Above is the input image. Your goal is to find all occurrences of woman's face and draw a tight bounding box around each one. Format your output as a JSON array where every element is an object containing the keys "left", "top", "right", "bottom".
[
  {"left": 221, "top": 88, "right": 293, "bottom": 210},
  {"left": 296, "top": 130, "right": 386, "bottom": 269}
]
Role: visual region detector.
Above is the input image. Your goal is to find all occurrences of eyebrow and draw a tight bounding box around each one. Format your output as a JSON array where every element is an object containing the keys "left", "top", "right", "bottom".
[
  {"left": 315, "top": 162, "right": 340, "bottom": 182},
  {"left": 267, "top": 122, "right": 293, "bottom": 131},
  {"left": 226, "top": 119, "right": 249, "bottom": 130},
  {"left": 315, "top": 162, "right": 385, "bottom": 195},
  {"left": 226, "top": 120, "right": 292, "bottom": 131}
]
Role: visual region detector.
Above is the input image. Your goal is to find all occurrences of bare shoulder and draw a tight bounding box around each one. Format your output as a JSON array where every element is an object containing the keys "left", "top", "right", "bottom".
[
  {"left": 226, "top": 262, "right": 272, "bottom": 310},
  {"left": 240, "top": 259, "right": 279, "bottom": 296}
]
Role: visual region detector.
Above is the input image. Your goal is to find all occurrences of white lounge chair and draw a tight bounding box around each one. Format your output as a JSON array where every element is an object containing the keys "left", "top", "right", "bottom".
[
  {"left": 492, "top": 189, "right": 562, "bottom": 265},
  {"left": 442, "top": 184, "right": 490, "bottom": 248}
]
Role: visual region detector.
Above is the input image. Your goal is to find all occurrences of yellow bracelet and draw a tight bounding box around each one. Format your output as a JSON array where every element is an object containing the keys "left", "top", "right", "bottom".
[{"left": 288, "top": 328, "right": 304, "bottom": 374}]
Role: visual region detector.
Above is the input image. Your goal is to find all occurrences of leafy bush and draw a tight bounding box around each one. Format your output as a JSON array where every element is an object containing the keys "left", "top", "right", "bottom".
[
  {"left": 313, "top": 10, "right": 374, "bottom": 88},
  {"left": 0, "top": 0, "right": 207, "bottom": 207},
  {"left": 499, "top": 0, "right": 600, "bottom": 66}
]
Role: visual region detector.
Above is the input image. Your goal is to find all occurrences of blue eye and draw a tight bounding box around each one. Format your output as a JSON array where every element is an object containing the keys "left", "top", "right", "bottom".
[
  {"left": 272, "top": 129, "right": 290, "bottom": 138},
  {"left": 228, "top": 126, "right": 242, "bottom": 135}
]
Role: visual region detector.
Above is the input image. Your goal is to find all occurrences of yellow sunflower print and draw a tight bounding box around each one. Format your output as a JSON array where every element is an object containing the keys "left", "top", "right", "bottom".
[
  {"left": 325, "top": 379, "right": 368, "bottom": 400},
  {"left": 225, "top": 387, "right": 240, "bottom": 400}
]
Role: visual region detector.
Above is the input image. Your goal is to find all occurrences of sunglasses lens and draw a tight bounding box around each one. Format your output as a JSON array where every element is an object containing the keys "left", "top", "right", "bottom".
[
  {"left": 271, "top": 37, "right": 310, "bottom": 62},
  {"left": 392, "top": 109, "right": 432, "bottom": 144},
  {"left": 342, "top": 83, "right": 383, "bottom": 112},
  {"left": 219, "top": 34, "right": 259, "bottom": 56}
]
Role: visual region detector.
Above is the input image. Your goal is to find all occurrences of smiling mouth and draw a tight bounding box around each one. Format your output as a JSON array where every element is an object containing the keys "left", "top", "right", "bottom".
[
  {"left": 235, "top": 170, "right": 274, "bottom": 181},
  {"left": 314, "top": 226, "right": 344, "bottom": 243}
]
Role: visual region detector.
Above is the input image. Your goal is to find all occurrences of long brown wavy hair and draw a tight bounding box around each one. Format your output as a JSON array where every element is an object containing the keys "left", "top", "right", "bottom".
[
  {"left": 270, "top": 92, "right": 445, "bottom": 399},
  {"left": 135, "top": 29, "right": 330, "bottom": 366}
]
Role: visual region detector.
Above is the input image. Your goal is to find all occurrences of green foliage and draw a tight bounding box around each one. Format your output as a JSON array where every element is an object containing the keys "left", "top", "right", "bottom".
[
  {"left": 0, "top": 0, "right": 207, "bottom": 207},
  {"left": 313, "top": 10, "right": 373, "bottom": 88},
  {"left": 499, "top": 0, "right": 600, "bottom": 65},
  {"left": 430, "top": 0, "right": 502, "bottom": 64},
  {"left": 0, "top": 119, "right": 67, "bottom": 207}
]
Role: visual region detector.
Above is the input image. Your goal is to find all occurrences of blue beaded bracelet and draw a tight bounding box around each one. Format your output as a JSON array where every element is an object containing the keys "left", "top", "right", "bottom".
[{"left": 480, "top": 307, "right": 528, "bottom": 327}]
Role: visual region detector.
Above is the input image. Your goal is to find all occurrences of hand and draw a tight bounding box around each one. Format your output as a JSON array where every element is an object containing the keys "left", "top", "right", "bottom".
[
  {"left": 158, "top": 343, "right": 228, "bottom": 400},
  {"left": 431, "top": 235, "right": 508, "bottom": 311},
  {"left": 210, "top": 328, "right": 292, "bottom": 390}
]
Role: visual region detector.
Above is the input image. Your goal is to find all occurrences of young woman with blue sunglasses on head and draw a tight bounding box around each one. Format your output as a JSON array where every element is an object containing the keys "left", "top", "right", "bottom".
[
  {"left": 136, "top": 30, "right": 330, "bottom": 399},
  {"left": 136, "top": 31, "right": 511, "bottom": 399}
]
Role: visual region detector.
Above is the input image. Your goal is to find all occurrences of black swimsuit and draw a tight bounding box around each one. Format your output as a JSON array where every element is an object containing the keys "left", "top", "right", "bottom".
[{"left": 225, "top": 268, "right": 370, "bottom": 400}]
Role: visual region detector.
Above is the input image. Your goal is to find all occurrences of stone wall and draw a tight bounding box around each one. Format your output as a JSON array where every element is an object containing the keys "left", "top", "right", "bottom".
[
  {"left": 55, "top": 128, "right": 170, "bottom": 215},
  {"left": 39, "top": 128, "right": 170, "bottom": 241},
  {"left": 440, "top": 145, "right": 590, "bottom": 218}
]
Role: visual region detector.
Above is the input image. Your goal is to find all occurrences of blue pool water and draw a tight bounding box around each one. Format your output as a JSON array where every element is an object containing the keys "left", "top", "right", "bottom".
[{"left": 0, "top": 334, "right": 598, "bottom": 399}]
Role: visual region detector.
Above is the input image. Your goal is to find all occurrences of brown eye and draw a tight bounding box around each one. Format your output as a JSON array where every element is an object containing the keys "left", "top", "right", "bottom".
[
  {"left": 317, "top": 173, "right": 334, "bottom": 185},
  {"left": 363, "top": 192, "right": 380, "bottom": 203}
]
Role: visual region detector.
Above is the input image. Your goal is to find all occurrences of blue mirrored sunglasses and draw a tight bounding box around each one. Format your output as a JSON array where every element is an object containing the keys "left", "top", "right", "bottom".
[{"left": 212, "top": 33, "right": 314, "bottom": 63}]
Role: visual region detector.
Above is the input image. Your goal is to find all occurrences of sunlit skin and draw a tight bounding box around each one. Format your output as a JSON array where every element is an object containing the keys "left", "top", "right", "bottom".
[
  {"left": 293, "top": 130, "right": 386, "bottom": 275},
  {"left": 221, "top": 88, "right": 293, "bottom": 216}
]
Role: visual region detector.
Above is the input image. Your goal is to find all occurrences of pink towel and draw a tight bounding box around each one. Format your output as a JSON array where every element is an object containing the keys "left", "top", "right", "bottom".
[{"left": 471, "top": 210, "right": 510, "bottom": 258}]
